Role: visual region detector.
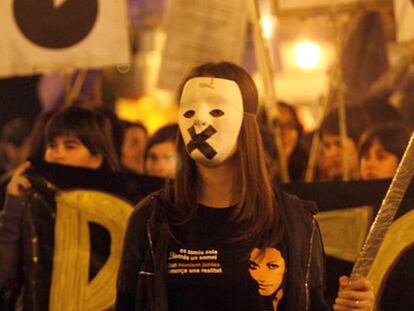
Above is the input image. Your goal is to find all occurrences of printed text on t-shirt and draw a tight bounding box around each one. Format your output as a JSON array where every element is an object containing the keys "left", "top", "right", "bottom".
[{"left": 168, "top": 248, "right": 222, "bottom": 275}]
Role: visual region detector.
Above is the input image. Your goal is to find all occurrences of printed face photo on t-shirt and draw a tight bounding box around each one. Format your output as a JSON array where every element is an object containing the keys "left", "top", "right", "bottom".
[
  {"left": 179, "top": 77, "right": 244, "bottom": 166},
  {"left": 249, "top": 247, "right": 286, "bottom": 310}
]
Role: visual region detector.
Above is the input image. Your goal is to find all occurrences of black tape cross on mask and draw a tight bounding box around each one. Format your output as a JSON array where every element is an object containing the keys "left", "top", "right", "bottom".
[{"left": 187, "top": 125, "right": 217, "bottom": 160}]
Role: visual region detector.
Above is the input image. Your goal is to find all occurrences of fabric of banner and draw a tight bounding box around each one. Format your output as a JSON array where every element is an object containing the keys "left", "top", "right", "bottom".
[
  {"left": 0, "top": 0, "right": 130, "bottom": 78},
  {"left": 157, "top": 0, "right": 248, "bottom": 91},
  {"left": 316, "top": 206, "right": 372, "bottom": 261},
  {"left": 2, "top": 160, "right": 413, "bottom": 309},
  {"left": 1, "top": 160, "right": 162, "bottom": 310},
  {"left": 50, "top": 190, "right": 132, "bottom": 310},
  {"left": 394, "top": 0, "right": 414, "bottom": 42},
  {"left": 368, "top": 209, "right": 414, "bottom": 310},
  {"left": 277, "top": 0, "right": 358, "bottom": 10}
]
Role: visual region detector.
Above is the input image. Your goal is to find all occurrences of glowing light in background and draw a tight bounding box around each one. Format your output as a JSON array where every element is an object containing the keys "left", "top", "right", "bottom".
[
  {"left": 260, "top": 15, "right": 278, "bottom": 40},
  {"left": 115, "top": 96, "right": 177, "bottom": 134},
  {"left": 294, "top": 41, "right": 321, "bottom": 70}
]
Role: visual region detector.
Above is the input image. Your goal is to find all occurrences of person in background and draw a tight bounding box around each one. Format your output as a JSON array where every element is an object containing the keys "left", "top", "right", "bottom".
[
  {"left": 120, "top": 121, "right": 148, "bottom": 174},
  {"left": 0, "top": 117, "right": 34, "bottom": 211},
  {"left": 116, "top": 62, "right": 374, "bottom": 311},
  {"left": 0, "top": 118, "right": 33, "bottom": 175},
  {"left": 257, "top": 101, "right": 308, "bottom": 181},
  {"left": 316, "top": 106, "right": 370, "bottom": 181},
  {"left": 96, "top": 106, "right": 125, "bottom": 160},
  {"left": 144, "top": 123, "right": 178, "bottom": 178},
  {"left": 0, "top": 106, "right": 120, "bottom": 309},
  {"left": 359, "top": 122, "right": 410, "bottom": 180},
  {"left": 274, "top": 101, "right": 308, "bottom": 181}
]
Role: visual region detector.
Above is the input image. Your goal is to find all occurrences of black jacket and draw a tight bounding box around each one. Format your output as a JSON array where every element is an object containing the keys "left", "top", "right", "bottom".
[{"left": 115, "top": 189, "right": 331, "bottom": 311}]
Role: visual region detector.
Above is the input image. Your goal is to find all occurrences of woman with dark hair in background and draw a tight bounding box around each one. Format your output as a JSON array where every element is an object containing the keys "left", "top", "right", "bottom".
[
  {"left": 275, "top": 101, "right": 308, "bottom": 181},
  {"left": 0, "top": 111, "right": 55, "bottom": 216},
  {"left": 0, "top": 118, "right": 34, "bottom": 211},
  {"left": 144, "top": 123, "right": 178, "bottom": 178},
  {"left": 359, "top": 122, "right": 410, "bottom": 180},
  {"left": 258, "top": 101, "right": 308, "bottom": 181},
  {"left": 0, "top": 118, "right": 33, "bottom": 175},
  {"left": 120, "top": 121, "right": 148, "bottom": 174},
  {"left": 116, "top": 62, "right": 373, "bottom": 310}
]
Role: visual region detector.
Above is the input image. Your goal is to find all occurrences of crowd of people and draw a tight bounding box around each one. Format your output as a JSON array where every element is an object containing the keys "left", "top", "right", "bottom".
[
  {"left": 0, "top": 88, "right": 410, "bottom": 191},
  {"left": 262, "top": 100, "right": 410, "bottom": 183},
  {"left": 1, "top": 60, "right": 409, "bottom": 310}
]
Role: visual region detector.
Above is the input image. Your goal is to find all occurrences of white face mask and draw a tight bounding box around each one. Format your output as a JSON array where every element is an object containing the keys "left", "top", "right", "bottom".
[{"left": 179, "top": 77, "right": 244, "bottom": 166}]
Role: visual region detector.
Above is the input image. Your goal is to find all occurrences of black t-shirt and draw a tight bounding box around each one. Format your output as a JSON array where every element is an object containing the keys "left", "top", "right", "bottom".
[{"left": 167, "top": 205, "right": 288, "bottom": 311}]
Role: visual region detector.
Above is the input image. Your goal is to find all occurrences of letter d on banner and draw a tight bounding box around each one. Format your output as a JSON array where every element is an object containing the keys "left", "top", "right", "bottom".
[{"left": 50, "top": 190, "right": 133, "bottom": 310}]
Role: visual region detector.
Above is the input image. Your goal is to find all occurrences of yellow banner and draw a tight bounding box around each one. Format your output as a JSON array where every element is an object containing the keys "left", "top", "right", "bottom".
[{"left": 50, "top": 190, "right": 133, "bottom": 310}]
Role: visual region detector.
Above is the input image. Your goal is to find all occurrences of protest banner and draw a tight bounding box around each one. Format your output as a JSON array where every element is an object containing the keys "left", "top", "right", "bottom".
[
  {"left": 157, "top": 0, "right": 248, "bottom": 91},
  {"left": 3, "top": 160, "right": 412, "bottom": 309},
  {"left": 0, "top": 0, "right": 130, "bottom": 78}
]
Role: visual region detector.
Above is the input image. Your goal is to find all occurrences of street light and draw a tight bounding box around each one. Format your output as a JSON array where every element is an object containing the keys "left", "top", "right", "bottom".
[{"left": 294, "top": 40, "right": 321, "bottom": 70}]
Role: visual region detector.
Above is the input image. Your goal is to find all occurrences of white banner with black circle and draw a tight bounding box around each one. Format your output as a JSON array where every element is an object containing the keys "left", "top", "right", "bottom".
[{"left": 0, "top": 0, "right": 130, "bottom": 78}]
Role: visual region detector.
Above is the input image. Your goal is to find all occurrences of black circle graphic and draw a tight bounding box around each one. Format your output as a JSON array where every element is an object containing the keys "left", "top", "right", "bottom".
[{"left": 14, "top": 0, "right": 99, "bottom": 49}]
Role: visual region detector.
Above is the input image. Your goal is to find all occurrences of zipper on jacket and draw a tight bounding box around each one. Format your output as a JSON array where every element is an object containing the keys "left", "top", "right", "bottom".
[
  {"left": 138, "top": 198, "right": 158, "bottom": 276},
  {"left": 25, "top": 196, "right": 39, "bottom": 310},
  {"left": 304, "top": 217, "right": 316, "bottom": 311},
  {"left": 146, "top": 222, "right": 156, "bottom": 263},
  {"left": 137, "top": 222, "right": 156, "bottom": 276}
]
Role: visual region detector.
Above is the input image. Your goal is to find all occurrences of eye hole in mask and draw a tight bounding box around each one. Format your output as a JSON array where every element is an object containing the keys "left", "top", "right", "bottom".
[
  {"left": 209, "top": 109, "right": 224, "bottom": 117},
  {"left": 184, "top": 110, "right": 195, "bottom": 118}
]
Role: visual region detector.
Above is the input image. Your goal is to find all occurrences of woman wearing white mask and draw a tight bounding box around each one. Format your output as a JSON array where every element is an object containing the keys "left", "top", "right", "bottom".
[{"left": 116, "top": 62, "right": 373, "bottom": 311}]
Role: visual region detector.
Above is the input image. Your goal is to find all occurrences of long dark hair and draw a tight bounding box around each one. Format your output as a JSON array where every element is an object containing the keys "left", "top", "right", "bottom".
[
  {"left": 278, "top": 101, "right": 308, "bottom": 181},
  {"left": 167, "top": 62, "right": 283, "bottom": 246},
  {"left": 144, "top": 123, "right": 178, "bottom": 162},
  {"left": 44, "top": 106, "right": 120, "bottom": 171}
]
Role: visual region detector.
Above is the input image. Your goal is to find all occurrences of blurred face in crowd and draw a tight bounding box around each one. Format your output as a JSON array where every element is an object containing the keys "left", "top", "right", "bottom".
[
  {"left": 145, "top": 141, "right": 177, "bottom": 178},
  {"left": 3, "top": 140, "right": 30, "bottom": 171},
  {"left": 276, "top": 105, "right": 299, "bottom": 160},
  {"left": 121, "top": 127, "right": 147, "bottom": 173},
  {"left": 360, "top": 139, "right": 399, "bottom": 180},
  {"left": 318, "top": 132, "right": 359, "bottom": 180},
  {"left": 44, "top": 135, "right": 103, "bottom": 169}
]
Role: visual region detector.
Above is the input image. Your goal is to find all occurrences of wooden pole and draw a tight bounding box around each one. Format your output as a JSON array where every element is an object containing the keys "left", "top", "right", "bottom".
[
  {"left": 331, "top": 10, "right": 350, "bottom": 181},
  {"left": 64, "top": 71, "right": 73, "bottom": 106},
  {"left": 305, "top": 15, "right": 345, "bottom": 182},
  {"left": 249, "top": 0, "right": 290, "bottom": 182},
  {"left": 305, "top": 90, "right": 332, "bottom": 182},
  {"left": 66, "top": 70, "right": 88, "bottom": 106},
  {"left": 351, "top": 131, "right": 414, "bottom": 279}
]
